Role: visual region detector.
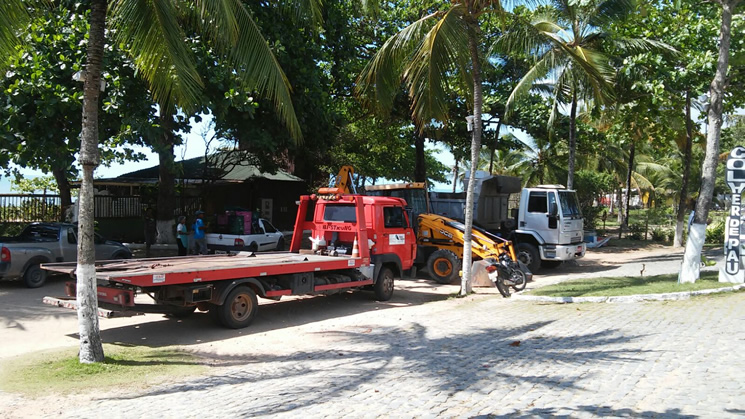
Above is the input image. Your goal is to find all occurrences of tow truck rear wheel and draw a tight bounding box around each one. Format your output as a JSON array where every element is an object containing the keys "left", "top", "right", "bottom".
[
  {"left": 426, "top": 250, "right": 461, "bottom": 284},
  {"left": 215, "top": 286, "right": 258, "bottom": 329},
  {"left": 517, "top": 243, "right": 541, "bottom": 273},
  {"left": 374, "top": 267, "right": 395, "bottom": 301}
]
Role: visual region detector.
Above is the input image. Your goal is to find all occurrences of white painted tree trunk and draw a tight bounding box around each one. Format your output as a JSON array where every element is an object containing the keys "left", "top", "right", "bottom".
[
  {"left": 679, "top": 223, "right": 705, "bottom": 283},
  {"left": 460, "top": 28, "right": 484, "bottom": 297},
  {"left": 673, "top": 220, "right": 684, "bottom": 248},
  {"left": 76, "top": 0, "right": 107, "bottom": 363}
]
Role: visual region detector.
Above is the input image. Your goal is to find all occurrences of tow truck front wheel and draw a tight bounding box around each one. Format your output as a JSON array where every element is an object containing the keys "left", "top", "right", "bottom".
[
  {"left": 374, "top": 267, "right": 395, "bottom": 301},
  {"left": 215, "top": 286, "right": 258, "bottom": 329},
  {"left": 427, "top": 250, "right": 461, "bottom": 284}
]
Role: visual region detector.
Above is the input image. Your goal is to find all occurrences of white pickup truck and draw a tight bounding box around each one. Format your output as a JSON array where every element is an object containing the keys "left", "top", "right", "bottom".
[{"left": 205, "top": 218, "right": 285, "bottom": 253}]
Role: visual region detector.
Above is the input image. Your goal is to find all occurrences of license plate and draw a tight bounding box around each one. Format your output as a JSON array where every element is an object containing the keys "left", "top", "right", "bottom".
[
  {"left": 577, "top": 246, "right": 583, "bottom": 253},
  {"left": 215, "top": 250, "right": 227, "bottom": 255}
]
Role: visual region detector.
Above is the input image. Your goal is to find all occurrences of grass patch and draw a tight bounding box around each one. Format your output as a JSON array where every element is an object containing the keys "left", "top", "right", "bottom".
[
  {"left": 0, "top": 344, "right": 207, "bottom": 397},
  {"left": 526, "top": 271, "right": 738, "bottom": 297}
]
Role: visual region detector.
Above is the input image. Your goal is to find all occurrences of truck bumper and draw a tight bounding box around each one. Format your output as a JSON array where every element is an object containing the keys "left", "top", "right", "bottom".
[{"left": 540, "top": 243, "right": 586, "bottom": 261}]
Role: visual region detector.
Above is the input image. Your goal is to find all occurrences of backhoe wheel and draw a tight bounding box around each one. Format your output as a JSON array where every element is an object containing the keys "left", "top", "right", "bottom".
[
  {"left": 374, "top": 267, "right": 395, "bottom": 301},
  {"left": 426, "top": 250, "right": 462, "bottom": 284},
  {"left": 23, "top": 264, "right": 47, "bottom": 288},
  {"left": 215, "top": 286, "right": 258, "bottom": 329},
  {"left": 517, "top": 243, "right": 541, "bottom": 273}
]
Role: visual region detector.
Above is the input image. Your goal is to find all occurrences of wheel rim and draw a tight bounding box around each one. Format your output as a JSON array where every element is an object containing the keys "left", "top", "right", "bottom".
[
  {"left": 383, "top": 272, "right": 394, "bottom": 295},
  {"left": 518, "top": 251, "right": 533, "bottom": 267},
  {"left": 230, "top": 293, "right": 253, "bottom": 322},
  {"left": 433, "top": 258, "right": 453, "bottom": 277},
  {"left": 511, "top": 270, "right": 527, "bottom": 291}
]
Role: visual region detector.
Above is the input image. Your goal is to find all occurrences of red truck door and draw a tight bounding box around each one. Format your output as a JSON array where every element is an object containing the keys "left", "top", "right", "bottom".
[{"left": 377, "top": 205, "right": 415, "bottom": 269}]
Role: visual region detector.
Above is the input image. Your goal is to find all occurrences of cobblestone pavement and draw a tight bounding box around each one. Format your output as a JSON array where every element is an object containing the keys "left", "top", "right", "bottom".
[{"left": 33, "top": 290, "right": 745, "bottom": 418}]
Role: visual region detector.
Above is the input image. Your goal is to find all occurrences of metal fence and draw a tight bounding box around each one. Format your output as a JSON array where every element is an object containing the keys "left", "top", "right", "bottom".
[
  {"left": 0, "top": 194, "right": 62, "bottom": 222},
  {"left": 0, "top": 194, "right": 203, "bottom": 222}
]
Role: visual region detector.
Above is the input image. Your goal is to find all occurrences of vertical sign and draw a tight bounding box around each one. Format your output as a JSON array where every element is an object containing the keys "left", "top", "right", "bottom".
[
  {"left": 261, "top": 198, "right": 273, "bottom": 223},
  {"left": 721, "top": 146, "right": 745, "bottom": 282}
]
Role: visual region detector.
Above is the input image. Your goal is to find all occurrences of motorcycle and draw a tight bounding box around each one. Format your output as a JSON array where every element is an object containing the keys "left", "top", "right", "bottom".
[{"left": 485, "top": 252, "right": 532, "bottom": 298}]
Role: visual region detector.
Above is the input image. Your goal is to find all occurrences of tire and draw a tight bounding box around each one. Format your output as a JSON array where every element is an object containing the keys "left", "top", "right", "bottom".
[
  {"left": 426, "top": 249, "right": 461, "bottom": 284},
  {"left": 495, "top": 277, "right": 511, "bottom": 298},
  {"left": 275, "top": 236, "right": 285, "bottom": 251},
  {"left": 374, "top": 267, "right": 395, "bottom": 301},
  {"left": 247, "top": 242, "right": 258, "bottom": 252},
  {"left": 541, "top": 260, "right": 562, "bottom": 269},
  {"left": 510, "top": 268, "right": 527, "bottom": 292},
  {"left": 112, "top": 252, "right": 131, "bottom": 260},
  {"left": 517, "top": 243, "right": 541, "bottom": 273},
  {"left": 215, "top": 286, "right": 258, "bottom": 329},
  {"left": 23, "top": 263, "right": 47, "bottom": 288}
]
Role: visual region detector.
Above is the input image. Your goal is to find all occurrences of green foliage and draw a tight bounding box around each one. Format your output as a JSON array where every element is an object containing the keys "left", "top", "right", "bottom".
[
  {"left": 628, "top": 223, "right": 645, "bottom": 240},
  {"left": 10, "top": 176, "right": 58, "bottom": 194},
  {"left": 651, "top": 228, "right": 670, "bottom": 242},
  {"left": 574, "top": 170, "right": 614, "bottom": 230},
  {"left": 705, "top": 220, "right": 725, "bottom": 244}
]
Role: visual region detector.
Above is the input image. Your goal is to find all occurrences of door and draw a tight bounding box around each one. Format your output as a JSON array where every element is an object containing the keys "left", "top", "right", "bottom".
[
  {"left": 257, "top": 219, "right": 280, "bottom": 251},
  {"left": 378, "top": 205, "right": 414, "bottom": 268}
]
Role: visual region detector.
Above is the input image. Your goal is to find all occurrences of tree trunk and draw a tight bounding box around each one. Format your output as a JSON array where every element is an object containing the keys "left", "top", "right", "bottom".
[
  {"left": 52, "top": 167, "right": 73, "bottom": 222},
  {"left": 489, "top": 119, "right": 502, "bottom": 174},
  {"left": 76, "top": 0, "right": 106, "bottom": 364},
  {"left": 616, "top": 185, "right": 623, "bottom": 224},
  {"left": 674, "top": 91, "right": 694, "bottom": 248},
  {"left": 452, "top": 159, "right": 459, "bottom": 193},
  {"left": 624, "top": 142, "right": 636, "bottom": 231},
  {"left": 461, "top": 27, "right": 483, "bottom": 296},
  {"left": 567, "top": 90, "right": 577, "bottom": 190},
  {"left": 680, "top": 0, "right": 739, "bottom": 283},
  {"left": 414, "top": 132, "right": 426, "bottom": 182},
  {"left": 155, "top": 106, "right": 177, "bottom": 244}
]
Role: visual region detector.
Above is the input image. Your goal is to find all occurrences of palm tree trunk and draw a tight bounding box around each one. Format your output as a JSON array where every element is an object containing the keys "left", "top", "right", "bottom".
[
  {"left": 52, "top": 167, "right": 72, "bottom": 222},
  {"left": 674, "top": 91, "right": 694, "bottom": 248},
  {"left": 624, "top": 142, "right": 635, "bottom": 232},
  {"left": 489, "top": 119, "right": 502, "bottom": 174},
  {"left": 461, "top": 25, "right": 483, "bottom": 296},
  {"left": 76, "top": 0, "right": 106, "bottom": 364},
  {"left": 567, "top": 90, "right": 577, "bottom": 190},
  {"left": 155, "top": 106, "right": 177, "bottom": 244},
  {"left": 680, "top": 0, "right": 740, "bottom": 283},
  {"left": 452, "top": 159, "right": 459, "bottom": 193},
  {"left": 414, "top": 132, "right": 426, "bottom": 182}
]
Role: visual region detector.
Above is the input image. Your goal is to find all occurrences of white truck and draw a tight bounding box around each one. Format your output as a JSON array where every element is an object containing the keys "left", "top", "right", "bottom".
[
  {"left": 206, "top": 218, "right": 285, "bottom": 253},
  {"left": 430, "top": 172, "right": 586, "bottom": 272}
]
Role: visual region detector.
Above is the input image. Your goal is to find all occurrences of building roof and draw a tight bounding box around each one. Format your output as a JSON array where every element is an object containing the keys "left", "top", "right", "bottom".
[{"left": 101, "top": 152, "right": 304, "bottom": 184}]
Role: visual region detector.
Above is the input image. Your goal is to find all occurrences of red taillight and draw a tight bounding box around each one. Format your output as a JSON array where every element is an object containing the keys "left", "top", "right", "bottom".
[
  {"left": 1, "top": 247, "right": 10, "bottom": 262},
  {"left": 234, "top": 238, "right": 245, "bottom": 247},
  {"left": 485, "top": 265, "right": 497, "bottom": 273}
]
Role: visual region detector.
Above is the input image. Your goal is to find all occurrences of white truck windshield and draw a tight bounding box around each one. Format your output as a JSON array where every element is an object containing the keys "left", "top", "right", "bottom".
[{"left": 559, "top": 191, "right": 582, "bottom": 219}]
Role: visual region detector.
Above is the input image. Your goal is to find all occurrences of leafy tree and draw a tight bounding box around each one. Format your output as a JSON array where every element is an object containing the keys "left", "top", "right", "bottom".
[{"left": 0, "top": 3, "right": 154, "bottom": 218}]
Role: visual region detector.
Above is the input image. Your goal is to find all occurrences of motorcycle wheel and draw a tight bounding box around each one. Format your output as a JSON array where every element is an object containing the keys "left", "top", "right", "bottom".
[
  {"left": 495, "top": 277, "right": 511, "bottom": 298},
  {"left": 511, "top": 268, "right": 527, "bottom": 292}
]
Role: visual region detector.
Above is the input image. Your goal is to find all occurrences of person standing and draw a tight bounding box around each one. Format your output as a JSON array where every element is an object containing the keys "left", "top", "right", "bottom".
[
  {"left": 176, "top": 216, "right": 189, "bottom": 256},
  {"left": 193, "top": 210, "right": 207, "bottom": 255}
]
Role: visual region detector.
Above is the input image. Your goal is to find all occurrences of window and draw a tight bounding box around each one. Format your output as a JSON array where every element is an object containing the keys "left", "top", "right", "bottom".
[
  {"left": 559, "top": 191, "right": 582, "bottom": 219},
  {"left": 21, "top": 224, "right": 60, "bottom": 242},
  {"left": 527, "top": 192, "right": 548, "bottom": 213},
  {"left": 262, "top": 220, "right": 277, "bottom": 233},
  {"left": 323, "top": 204, "right": 357, "bottom": 222},
  {"left": 384, "top": 207, "right": 406, "bottom": 228}
]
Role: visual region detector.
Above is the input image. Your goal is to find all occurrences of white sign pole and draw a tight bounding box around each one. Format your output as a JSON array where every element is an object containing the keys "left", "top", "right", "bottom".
[{"left": 719, "top": 146, "right": 745, "bottom": 283}]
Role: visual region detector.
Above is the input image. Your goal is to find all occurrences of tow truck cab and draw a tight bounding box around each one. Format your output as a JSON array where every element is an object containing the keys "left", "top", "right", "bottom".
[{"left": 298, "top": 194, "right": 417, "bottom": 280}]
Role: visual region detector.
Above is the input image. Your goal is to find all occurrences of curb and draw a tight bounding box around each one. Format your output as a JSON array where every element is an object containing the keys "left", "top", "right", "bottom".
[{"left": 512, "top": 283, "right": 745, "bottom": 303}]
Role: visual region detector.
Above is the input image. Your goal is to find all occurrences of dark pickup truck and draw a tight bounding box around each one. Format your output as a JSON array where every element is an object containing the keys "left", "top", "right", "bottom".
[{"left": 0, "top": 222, "right": 131, "bottom": 288}]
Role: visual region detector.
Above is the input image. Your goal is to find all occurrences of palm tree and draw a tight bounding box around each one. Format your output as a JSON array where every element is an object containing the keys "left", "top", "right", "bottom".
[
  {"left": 357, "top": 1, "right": 509, "bottom": 295},
  {"left": 75, "top": 0, "right": 309, "bottom": 363},
  {"left": 0, "top": 0, "right": 36, "bottom": 69},
  {"left": 494, "top": 0, "right": 662, "bottom": 190}
]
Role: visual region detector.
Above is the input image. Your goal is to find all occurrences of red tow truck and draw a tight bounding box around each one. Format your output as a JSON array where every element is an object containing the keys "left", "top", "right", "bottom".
[{"left": 42, "top": 191, "right": 417, "bottom": 329}]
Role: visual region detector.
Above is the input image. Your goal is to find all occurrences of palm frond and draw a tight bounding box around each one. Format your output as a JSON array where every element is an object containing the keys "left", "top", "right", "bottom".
[
  {"left": 223, "top": 0, "right": 302, "bottom": 141},
  {"left": 504, "top": 51, "right": 556, "bottom": 118},
  {"left": 356, "top": 9, "right": 440, "bottom": 115},
  {"left": 0, "top": 0, "right": 45, "bottom": 70},
  {"left": 405, "top": 4, "right": 470, "bottom": 127},
  {"left": 111, "top": 0, "right": 204, "bottom": 110},
  {"left": 591, "top": 0, "right": 637, "bottom": 27}
]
